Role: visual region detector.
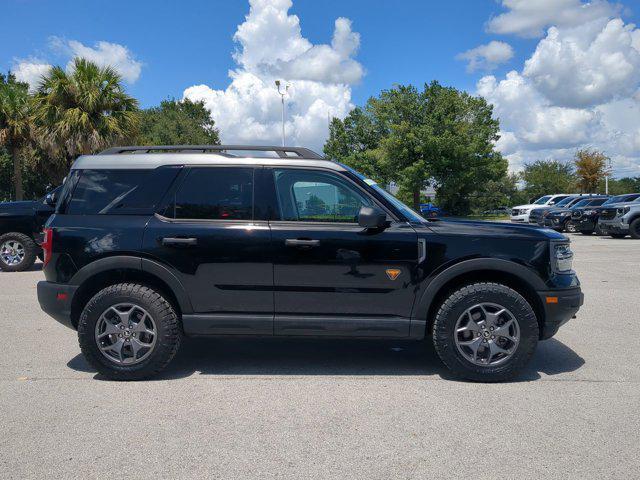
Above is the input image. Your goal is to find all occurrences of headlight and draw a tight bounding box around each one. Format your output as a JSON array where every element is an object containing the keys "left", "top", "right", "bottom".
[
  {"left": 561, "top": 211, "right": 571, "bottom": 216},
  {"left": 583, "top": 209, "right": 596, "bottom": 215},
  {"left": 551, "top": 243, "right": 574, "bottom": 273},
  {"left": 618, "top": 206, "right": 631, "bottom": 216}
]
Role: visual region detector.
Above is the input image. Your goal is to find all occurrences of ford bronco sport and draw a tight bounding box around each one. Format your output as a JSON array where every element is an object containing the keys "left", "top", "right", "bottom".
[{"left": 37, "top": 145, "right": 583, "bottom": 382}]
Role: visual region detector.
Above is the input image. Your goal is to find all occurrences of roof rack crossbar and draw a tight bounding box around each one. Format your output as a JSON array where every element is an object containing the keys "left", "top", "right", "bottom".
[{"left": 98, "top": 145, "right": 324, "bottom": 159}]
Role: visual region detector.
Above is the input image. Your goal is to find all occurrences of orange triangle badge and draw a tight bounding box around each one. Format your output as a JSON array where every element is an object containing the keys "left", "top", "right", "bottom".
[{"left": 386, "top": 269, "right": 401, "bottom": 281}]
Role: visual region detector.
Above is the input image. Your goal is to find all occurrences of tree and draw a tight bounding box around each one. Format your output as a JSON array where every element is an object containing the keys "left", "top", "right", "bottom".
[
  {"left": 138, "top": 98, "right": 220, "bottom": 145},
  {"left": 0, "top": 73, "right": 32, "bottom": 200},
  {"left": 32, "top": 58, "right": 140, "bottom": 183},
  {"left": 574, "top": 148, "right": 609, "bottom": 193},
  {"left": 324, "top": 82, "right": 506, "bottom": 214},
  {"left": 521, "top": 160, "right": 576, "bottom": 201}
]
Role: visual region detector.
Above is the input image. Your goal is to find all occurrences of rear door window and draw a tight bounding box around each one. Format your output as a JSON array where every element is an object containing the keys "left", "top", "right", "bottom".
[
  {"left": 66, "top": 168, "right": 179, "bottom": 215},
  {"left": 167, "top": 167, "right": 254, "bottom": 220}
]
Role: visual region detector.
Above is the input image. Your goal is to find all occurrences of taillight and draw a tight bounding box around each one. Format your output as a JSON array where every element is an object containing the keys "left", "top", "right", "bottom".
[{"left": 42, "top": 228, "right": 53, "bottom": 267}]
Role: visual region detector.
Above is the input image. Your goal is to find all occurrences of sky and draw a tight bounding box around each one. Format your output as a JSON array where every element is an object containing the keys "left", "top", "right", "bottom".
[{"left": 2, "top": 0, "right": 640, "bottom": 177}]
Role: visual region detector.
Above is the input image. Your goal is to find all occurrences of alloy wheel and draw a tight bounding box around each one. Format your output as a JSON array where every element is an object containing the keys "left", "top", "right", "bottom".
[
  {"left": 0, "top": 240, "right": 25, "bottom": 266},
  {"left": 95, "top": 303, "right": 157, "bottom": 365},
  {"left": 454, "top": 303, "right": 520, "bottom": 366}
]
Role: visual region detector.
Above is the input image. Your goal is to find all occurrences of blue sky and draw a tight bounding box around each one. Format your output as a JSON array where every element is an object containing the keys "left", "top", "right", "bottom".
[
  {"left": 2, "top": 0, "right": 640, "bottom": 176},
  {"left": 1, "top": 0, "right": 542, "bottom": 106}
]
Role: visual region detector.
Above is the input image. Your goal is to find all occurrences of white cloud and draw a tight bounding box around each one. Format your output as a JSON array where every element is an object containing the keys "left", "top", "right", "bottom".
[
  {"left": 477, "top": 1, "right": 640, "bottom": 176},
  {"left": 11, "top": 59, "right": 52, "bottom": 91},
  {"left": 523, "top": 19, "right": 640, "bottom": 107},
  {"left": 457, "top": 41, "right": 514, "bottom": 72},
  {"left": 182, "top": 0, "right": 363, "bottom": 152},
  {"left": 486, "top": 0, "right": 619, "bottom": 38},
  {"left": 51, "top": 38, "right": 143, "bottom": 83}
]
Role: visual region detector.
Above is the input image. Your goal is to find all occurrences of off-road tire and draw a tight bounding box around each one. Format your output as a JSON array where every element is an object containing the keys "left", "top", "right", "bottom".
[
  {"left": 432, "top": 282, "right": 539, "bottom": 382},
  {"left": 565, "top": 221, "right": 577, "bottom": 233},
  {"left": 629, "top": 218, "right": 640, "bottom": 240},
  {"left": 78, "top": 283, "right": 182, "bottom": 380},
  {"left": 0, "top": 232, "right": 37, "bottom": 272}
]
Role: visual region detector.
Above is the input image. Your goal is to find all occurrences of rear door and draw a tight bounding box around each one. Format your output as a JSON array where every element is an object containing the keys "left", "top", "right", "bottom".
[
  {"left": 142, "top": 166, "right": 274, "bottom": 335},
  {"left": 263, "top": 167, "right": 419, "bottom": 337}
]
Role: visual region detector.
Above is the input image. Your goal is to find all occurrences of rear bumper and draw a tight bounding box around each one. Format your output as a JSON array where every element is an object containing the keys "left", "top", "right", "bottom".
[
  {"left": 537, "top": 287, "right": 583, "bottom": 340},
  {"left": 37, "top": 281, "right": 78, "bottom": 330}
]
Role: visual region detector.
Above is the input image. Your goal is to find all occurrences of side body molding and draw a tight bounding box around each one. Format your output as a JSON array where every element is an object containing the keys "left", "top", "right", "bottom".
[
  {"left": 69, "top": 255, "right": 193, "bottom": 314},
  {"left": 410, "top": 258, "right": 547, "bottom": 338}
]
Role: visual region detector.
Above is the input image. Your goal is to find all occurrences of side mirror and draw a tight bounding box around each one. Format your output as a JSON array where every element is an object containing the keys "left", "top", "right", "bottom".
[
  {"left": 45, "top": 191, "right": 57, "bottom": 207},
  {"left": 358, "top": 206, "right": 387, "bottom": 229}
]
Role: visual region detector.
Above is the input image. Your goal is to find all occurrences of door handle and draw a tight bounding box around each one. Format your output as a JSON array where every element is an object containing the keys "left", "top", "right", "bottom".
[
  {"left": 285, "top": 238, "right": 320, "bottom": 248},
  {"left": 161, "top": 237, "right": 198, "bottom": 247}
]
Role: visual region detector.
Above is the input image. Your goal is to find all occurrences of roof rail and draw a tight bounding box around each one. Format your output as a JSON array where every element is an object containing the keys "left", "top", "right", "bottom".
[{"left": 98, "top": 145, "right": 324, "bottom": 159}]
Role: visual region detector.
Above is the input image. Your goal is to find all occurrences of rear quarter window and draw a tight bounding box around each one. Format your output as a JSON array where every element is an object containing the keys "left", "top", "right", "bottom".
[{"left": 64, "top": 167, "right": 180, "bottom": 215}]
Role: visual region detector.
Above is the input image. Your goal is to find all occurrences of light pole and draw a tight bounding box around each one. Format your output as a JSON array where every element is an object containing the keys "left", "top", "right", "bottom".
[
  {"left": 275, "top": 80, "right": 290, "bottom": 146},
  {"left": 605, "top": 157, "right": 612, "bottom": 194}
]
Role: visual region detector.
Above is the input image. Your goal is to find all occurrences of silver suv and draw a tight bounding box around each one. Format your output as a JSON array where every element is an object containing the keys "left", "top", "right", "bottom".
[{"left": 598, "top": 200, "right": 640, "bottom": 239}]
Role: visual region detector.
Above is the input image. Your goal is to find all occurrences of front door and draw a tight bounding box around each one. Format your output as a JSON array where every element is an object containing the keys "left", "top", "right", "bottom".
[
  {"left": 265, "top": 167, "right": 419, "bottom": 337},
  {"left": 142, "top": 166, "right": 273, "bottom": 335}
]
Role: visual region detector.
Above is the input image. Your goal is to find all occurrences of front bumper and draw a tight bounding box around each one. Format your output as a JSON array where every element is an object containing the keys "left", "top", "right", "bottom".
[
  {"left": 37, "top": 281, "right": 78, "bottom": 330},
  {"left": 537, "top": 287, "right": 583, "bottom": 340},
  {"left": 543, "top": 216, "right": 569, "bottom": 230},
  {"left": 576, "top": 218, "right": 596, "bottom": 231},
  {"left": 598, "top": 218, "right": 629, "bottom": 234}
]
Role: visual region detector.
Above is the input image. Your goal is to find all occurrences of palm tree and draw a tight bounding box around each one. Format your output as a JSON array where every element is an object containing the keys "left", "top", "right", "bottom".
[
  {"left": 0, "top": 74, "right": 32, "bottom": 200},
  {"left": 32, "top": 58, "right": 140, "bottom": 179}
]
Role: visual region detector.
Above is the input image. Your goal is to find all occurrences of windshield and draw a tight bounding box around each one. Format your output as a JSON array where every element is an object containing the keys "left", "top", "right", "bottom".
[
  {"left": 602, "top": 194, "right": 639, "bottom": 205},
  {"left": 534, "top": 195, "right": 552, "bottom": 205},
  {"left": 340, "top": 164, "right": 425, "bottom": 222},
  {"left": 555, "top": 196, "right": 576, "bottom": 206},
  {"left": 572, "top": 199, "right": 592, "bottom": 208}
]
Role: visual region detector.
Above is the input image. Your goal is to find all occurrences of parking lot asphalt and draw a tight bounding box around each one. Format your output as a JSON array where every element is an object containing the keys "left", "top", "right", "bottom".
[{"left": 1, "top": 233, "right": 639, "bottom": 479}]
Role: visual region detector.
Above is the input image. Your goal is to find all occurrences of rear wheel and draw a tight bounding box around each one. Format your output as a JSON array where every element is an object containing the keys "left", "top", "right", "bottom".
[
  {"left": 0, "top": 232, "right": 37, "bottom": 272},
  {"left": 432, "top": 283, "right": 538, "bottom": 382},
  {"left": 78, "top": 283, "right": 182, "bottom": 380},
  {"left": 630, "top": 218, "right": 640, "bottom": 239}
]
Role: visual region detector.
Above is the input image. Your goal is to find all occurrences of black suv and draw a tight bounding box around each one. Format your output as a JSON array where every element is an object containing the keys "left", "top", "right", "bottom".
[
  {"left": 0, "top": 187, "right": 60, "bottom": 271},
  {"left": 37, "top": 145, "right": 583, "bottom": 382},
  {"left": 543, "top": 196, "right": 609, "bottom": 232},
  {"left": 573, "top": 193, "right": 640, "bottom": 235}
]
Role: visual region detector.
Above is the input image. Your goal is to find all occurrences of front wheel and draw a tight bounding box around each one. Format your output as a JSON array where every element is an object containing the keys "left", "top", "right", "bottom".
[
  {"left": 0, "top": 232, "right": 37, "bottom": 272},
  {"left": 565, "top": 221, "right": 577, "bottom": 233},
  {"left": 629, "top": 218, "right": 640, "bottom": 239},
  {"left": 432, "top": 283, "right": 539, "bottom": 382},
  {"left": 78, "top": 283, "right": 182, "bottom": 380}
]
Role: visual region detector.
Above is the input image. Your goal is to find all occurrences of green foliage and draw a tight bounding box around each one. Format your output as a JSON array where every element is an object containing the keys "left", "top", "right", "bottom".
[
  {"left": 0, "top": 74, "right": 32, "bottom": 199},
  {"left": 138, "top": 98, "right": 220, "bottom": 145},
  {"left": 32, "top": 58, "right": 140, "bottom": 183},
  {"left": 521, "top": 160, "right": 576, "bottom": 201},
  {"left": 600, "top": 176, "right": 640, "bottom": 195},
  {"left": 467, "top": 173, "right": 527, "bottom": 214},
  {"left": 324, "top": 81, "right": 506, "bottom": 215}
]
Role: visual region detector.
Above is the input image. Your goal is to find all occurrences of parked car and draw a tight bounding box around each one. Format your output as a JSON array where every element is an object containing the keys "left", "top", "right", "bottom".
[
  {"left": 598, "top": 199, "right": 640, "bottom": 239},
  {"left": 528, "top": 195, "right": 584, "bottom": 226},
  {"left": 37, "top": 145, "right": 583, "bottom": 382},
  {"left": 0, "top": 187, "right": 60, "bottom": 272},
  {"left": 419, "top": 203, "right": 442, "bottom": 218},
  {"left": 510, "top": 194, "right": 571, "bottom": 223},
  {"left": 573, "top": 194, "right": 640, "bottom": 235},
  {"left": 481, "top": 206, "right": 510, "bottom": 216},
  {"left": 543, "top": 196, "right": 609, "bottom": 232}
]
